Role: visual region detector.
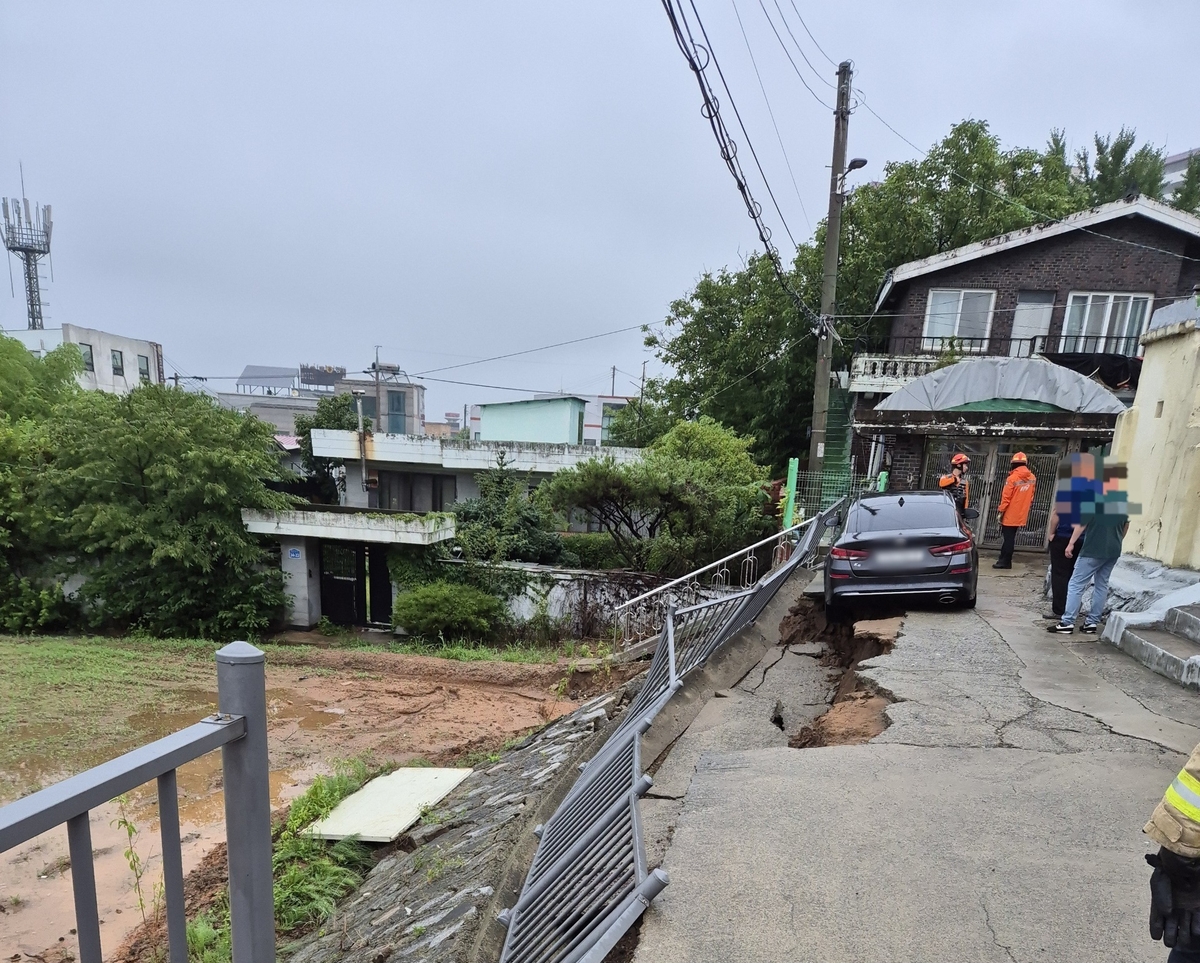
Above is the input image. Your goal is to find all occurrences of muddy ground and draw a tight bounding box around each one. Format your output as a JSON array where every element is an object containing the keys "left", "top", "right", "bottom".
[{"left": 0, "top": 637, "right": 633, "bottom": 960}]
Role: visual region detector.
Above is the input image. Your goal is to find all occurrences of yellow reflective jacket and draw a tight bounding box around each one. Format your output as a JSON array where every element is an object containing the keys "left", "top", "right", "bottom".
[{"left": 1147, "top": 743, "right": 1200, "bottom": 857}]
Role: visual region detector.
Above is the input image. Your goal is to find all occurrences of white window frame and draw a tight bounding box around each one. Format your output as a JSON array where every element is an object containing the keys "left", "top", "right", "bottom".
[
  {"left": 921, "top": 288, "right": 997, "bottom": 352},
  {"left": 1059, "top": 291, "right": 1153, "bottom": 355}
]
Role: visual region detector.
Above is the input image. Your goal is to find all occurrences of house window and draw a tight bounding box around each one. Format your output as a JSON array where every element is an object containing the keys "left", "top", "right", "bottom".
[
  {"left": 137, "top": 354, "right": 151, "bottom": 383},
  {"left": 387, "top": 390, "right": 407, "bottom": 434},
  {"left": 922, "top": 289, "right": 996, "bottom": 350},
  {"left": 111, "top": 349, "right": 124, "bottom": 377},
  {"left": 78, "top": 343, "right": 95, "bottom": 372},
  {"left": 576, "top": 411, "right": 585, "bottom": 446},
  {"left": 1060, "top": 292, "right": 1151, "bottom": 355}
]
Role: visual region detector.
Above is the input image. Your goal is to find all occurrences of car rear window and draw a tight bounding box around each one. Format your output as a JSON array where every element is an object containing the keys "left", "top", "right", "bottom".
[{"left": 849, "top": 498, "right": 957, "bottom": 532}]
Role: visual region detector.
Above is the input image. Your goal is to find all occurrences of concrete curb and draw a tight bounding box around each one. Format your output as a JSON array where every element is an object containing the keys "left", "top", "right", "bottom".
[{"left": 1108, "top": 623, "right": 1200, "bottom": 691}]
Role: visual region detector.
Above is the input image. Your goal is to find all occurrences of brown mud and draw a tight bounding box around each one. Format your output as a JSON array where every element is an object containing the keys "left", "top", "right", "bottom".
[
  {"left": 1, "top": 645, "right": 629, "bottom": 961},
  {"left": 784, "top": 599, "right": 900, "bottom": 748}
]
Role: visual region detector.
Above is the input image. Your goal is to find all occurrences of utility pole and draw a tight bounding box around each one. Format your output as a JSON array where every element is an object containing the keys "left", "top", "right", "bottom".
[
  {"left": 637, "top": 361, "right": 647, "bottom": 445},
  {"left": 611, "top": 365, "right": 616, "bottom": 396},
  {"left": 808, "top": 60, "right": 853, "bottom": 475},
  {"left": 373, "top": 345, "right": 382, "bottom": 435}
]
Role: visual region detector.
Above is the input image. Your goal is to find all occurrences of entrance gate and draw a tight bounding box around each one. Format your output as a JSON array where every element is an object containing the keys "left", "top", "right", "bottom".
[
  {"left": 319, "top": 542, "right": 394, "bottom": 626},
  {"left": 922, "top": 440, "right": 1065, "bottom": 551}
]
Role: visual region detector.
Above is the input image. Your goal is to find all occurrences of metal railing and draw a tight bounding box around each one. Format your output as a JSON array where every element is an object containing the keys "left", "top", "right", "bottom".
[
  {"left": 612, "top": 519, "right": 815, "bottom": 645},
  {"left": 497, "top": 498, "right": 844, "bottom": 963},
  {"left": 0, "top": 642, "right": 276, "bottom": 963},
  {"left": 854, "top": 334, "right": 1049, "bottom": 357}
]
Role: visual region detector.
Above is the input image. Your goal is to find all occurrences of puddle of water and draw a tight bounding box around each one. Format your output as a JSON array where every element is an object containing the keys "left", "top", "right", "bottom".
[{"left": 0, "top": 761, "right": 313, "bottom": 959}]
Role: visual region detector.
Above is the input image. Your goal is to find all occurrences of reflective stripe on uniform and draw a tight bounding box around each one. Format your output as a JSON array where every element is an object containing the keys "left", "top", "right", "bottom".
[{"left": 1165, "top": 769, "right": 1200, "bottom": 823}]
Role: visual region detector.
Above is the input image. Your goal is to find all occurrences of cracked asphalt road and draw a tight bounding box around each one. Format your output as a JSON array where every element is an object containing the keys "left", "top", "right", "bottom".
[{"left": 634, "top": 560, "right": 1200, "bottom": 963}]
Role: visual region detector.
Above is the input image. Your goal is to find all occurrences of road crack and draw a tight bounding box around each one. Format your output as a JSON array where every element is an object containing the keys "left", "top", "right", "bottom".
[{"left": 980, "top": 896, "right": 1018, "bottom": 963}]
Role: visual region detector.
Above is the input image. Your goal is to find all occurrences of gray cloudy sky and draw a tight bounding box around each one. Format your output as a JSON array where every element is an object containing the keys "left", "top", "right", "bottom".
[{"left": 3, "top": 2, "right": 1198, "bottom": 419}]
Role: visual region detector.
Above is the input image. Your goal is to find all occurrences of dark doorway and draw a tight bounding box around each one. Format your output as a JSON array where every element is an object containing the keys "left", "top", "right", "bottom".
[
  {"left": 320, "top": 542, "right": 366, "bottom": 626},
  {"left": 368, "top": 544, "right": 393, "bottom": 625}
]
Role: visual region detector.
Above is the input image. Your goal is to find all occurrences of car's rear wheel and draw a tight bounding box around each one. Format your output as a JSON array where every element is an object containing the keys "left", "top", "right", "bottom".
[{"left": 961, "top": 590, "right": 977, "bottom": 609}]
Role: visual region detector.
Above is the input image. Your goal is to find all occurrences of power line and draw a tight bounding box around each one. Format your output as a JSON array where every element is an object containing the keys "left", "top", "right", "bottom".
[
  {"left": 679, "top": 0, "right": 798, "bottom": 249},
  {"left": 786, "top": 0, "right": 839, "bottom": 68},
  {"left": 658, "top": 0, "right": 824, "bottom": 335},
  {"left": 411, "top": 321, "right": 662, "bottom": 377},
  {"left": 753, "top": 0, "right": 832, "bottom": 110},
  {"left": 730, "top": 0, "right": 812, "bottom": 233},
  {"left": 769, "top": 0, "right": 836, "bottom": 88},
  {"left": 852, "top": 87, "right": 1200, "bottom": 265}
]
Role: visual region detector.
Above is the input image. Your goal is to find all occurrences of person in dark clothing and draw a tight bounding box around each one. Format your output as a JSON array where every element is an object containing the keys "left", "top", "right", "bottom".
[{"left": 1044, "top": 506, "right": 1077, "bottom": 619}]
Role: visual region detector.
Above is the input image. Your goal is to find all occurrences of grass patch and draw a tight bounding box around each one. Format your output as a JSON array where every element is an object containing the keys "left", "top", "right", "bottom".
[
  {"left": 0, "top": 633, "right": 307, "bottom": 800},
  {"left": 183, "top": 756, "right": 385, "bottom": 962},
  {"left": 343, "top": 636, "right": 562, "bottom": 665}
]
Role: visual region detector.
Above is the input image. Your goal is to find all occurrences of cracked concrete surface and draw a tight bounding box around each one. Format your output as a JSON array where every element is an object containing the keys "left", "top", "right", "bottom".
[{"left": 634, "top": 564, "right": 1200, "bottom": 963}]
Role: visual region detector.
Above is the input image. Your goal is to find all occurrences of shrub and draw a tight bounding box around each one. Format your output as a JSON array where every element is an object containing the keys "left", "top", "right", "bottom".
[
  {"left": 392, "top": 581, "right": 507, "bottom": 641},
  {"left": 560, "top": 532, "right": 625, "bottom": 570}
]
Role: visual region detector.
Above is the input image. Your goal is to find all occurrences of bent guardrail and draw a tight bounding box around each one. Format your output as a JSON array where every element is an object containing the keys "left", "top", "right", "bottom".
[
  {"left": 497, "top": 499, "right": 843, "bottom": 963},
  {"left": 0, "top": 641, "right": 275, "bottom": 963}
]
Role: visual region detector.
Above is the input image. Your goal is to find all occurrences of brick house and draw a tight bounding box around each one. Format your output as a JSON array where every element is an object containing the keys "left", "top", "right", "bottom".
[{"left": 847, "top": 196, "right": 1200, "bottom": 551}]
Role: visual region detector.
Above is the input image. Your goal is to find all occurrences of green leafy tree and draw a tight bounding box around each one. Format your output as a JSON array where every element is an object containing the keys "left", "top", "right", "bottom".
[
  {"left": 544, "top": 418, "right": 770, "bottom": 573},
  {"left": 605, "top": 397, "right": 677, "bottom": 448},
  {"left": 0, "top": 337, "right": 83, "bottom": 630},
  {"left": 24, "top": 386, "right": 294, "bottom": 637},
  {"left": 648, "top": 120, "right": 1092, "bottom": 470},
  {"left": 294, "top": 393, "right": 368, "bottom": 503},
  {"left": 1075, "top": 127, "right": 1166, "bottom": 203},
  {"left": 1172, "top": 154, "right": 1200, "bottom": 215},
  {"left": 454, "top": 454, "right": 565, "bottom": 564}
]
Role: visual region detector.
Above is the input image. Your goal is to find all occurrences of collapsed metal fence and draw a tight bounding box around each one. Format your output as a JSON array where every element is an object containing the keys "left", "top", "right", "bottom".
[{"left": 497, "top": 500, "right": 844, "bottom": 963}]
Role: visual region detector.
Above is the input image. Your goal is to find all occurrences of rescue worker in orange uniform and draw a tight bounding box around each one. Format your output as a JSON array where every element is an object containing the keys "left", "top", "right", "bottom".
[
  {"left": 993, "top": 452, "right": 1037, "bottom": 569},
  {"left": 938, "top": 453, "right": 971, "bottom": 514},
  {"left": 1146, "top": 747, "right": 1200, "bottom": 959}
]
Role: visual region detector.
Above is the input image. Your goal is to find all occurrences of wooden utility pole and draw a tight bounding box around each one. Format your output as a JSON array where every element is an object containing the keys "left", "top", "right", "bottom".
[{"left": 808, "top": 60, "right": 853, "bottom": 474}]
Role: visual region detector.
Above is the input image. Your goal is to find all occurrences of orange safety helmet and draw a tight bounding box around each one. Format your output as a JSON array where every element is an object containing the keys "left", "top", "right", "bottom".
[
  {"left": 950, "top": 453, "right": 971, "bottom": 466},
  {"left": 1011, "top": 451, "right": 1028, "bottom": 465}
]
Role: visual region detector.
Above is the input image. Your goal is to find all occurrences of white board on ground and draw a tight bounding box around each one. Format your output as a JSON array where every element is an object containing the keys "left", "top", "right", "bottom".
[{"left": 305, "top": 767, "right": 473, "bottom": 843}]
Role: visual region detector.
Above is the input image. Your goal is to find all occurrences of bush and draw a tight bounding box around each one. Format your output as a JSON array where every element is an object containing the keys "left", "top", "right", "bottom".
[
  {"left": 560, "top": 532, "right": 625, "bottom": 570},
  {"left": 392, "top": 581, "right": 507, "bottom": 641}
]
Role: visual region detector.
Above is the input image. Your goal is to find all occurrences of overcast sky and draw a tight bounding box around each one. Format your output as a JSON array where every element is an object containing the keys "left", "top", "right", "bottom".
[{"left": 3, "top": 2, "right": 1198, "bottom": 419}]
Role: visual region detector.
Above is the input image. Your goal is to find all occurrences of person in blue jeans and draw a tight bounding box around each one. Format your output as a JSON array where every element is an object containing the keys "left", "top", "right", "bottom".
[{"left": 1048, "top": 511, "right": 1128, "bottom": 635}]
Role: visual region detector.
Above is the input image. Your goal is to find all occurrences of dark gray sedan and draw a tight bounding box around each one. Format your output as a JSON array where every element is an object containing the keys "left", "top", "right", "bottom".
[{"left": 823, "top": 490, "right": 979, "bottom": 618}]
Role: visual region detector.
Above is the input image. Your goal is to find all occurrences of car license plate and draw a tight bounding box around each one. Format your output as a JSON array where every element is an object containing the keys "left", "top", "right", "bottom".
[{"left": 874, "top": 549, "right": 926, "bottom": 566}]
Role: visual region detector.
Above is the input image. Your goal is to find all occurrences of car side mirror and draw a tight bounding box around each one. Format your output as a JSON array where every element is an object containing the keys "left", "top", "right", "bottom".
[{"left": 961, "top": 508, "right": 980, "bottom": 520}]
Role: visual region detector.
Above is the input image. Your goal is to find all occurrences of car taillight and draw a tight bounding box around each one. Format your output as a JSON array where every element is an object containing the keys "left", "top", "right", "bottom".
[
  {"left": 830, "top": 546, "right": 869, "bottom": 560},
  {"left": 930, "top": 538, "right": 973, "bottom": 557}
]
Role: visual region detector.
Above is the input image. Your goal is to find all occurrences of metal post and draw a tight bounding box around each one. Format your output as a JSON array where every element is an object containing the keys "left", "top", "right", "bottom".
[
  {"left": 216, "top": 642, "right": 275, "bottom": 963},
  {"left": 66, "top": 812, "right": 103, "bottom": 963},
  {"left": 157, "top": 770, "right": 188, "bottom": 963}
]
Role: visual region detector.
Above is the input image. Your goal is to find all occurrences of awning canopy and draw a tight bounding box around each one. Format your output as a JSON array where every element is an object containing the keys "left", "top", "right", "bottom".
[{"left": 876, "top": 357, "right": 1126, "bottom": 415}]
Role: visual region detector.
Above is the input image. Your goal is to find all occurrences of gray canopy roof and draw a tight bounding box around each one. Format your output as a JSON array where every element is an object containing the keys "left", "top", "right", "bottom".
[{"left": 876, "top": 356, "right": 1126, "bottom": 415}]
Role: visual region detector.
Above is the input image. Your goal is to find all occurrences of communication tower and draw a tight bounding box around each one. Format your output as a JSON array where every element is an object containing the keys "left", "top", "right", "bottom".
[{"left": 2, "top": 195, "right": 53, "bottom": 329}]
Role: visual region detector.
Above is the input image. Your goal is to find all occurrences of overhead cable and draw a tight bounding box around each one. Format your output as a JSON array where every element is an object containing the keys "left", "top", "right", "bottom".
[
  {"left": 730, "top": 0, "right": 812, "bottom": 233},
  {"left": 411, "top": 321, "right": 661, "bottom": 377},
  {"left": 753, "top": 0, "right": 832, "bottom": 109},
  {"left": 658, "top": 0, "right": 826, "bottom": 337}
]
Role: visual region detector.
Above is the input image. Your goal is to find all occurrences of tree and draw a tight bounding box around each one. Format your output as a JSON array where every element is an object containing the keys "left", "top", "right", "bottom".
[
  {"left": 1075, "top": 128, "right": 1166, "bottom": 204},
  {"left": 294, "top": 393, "right": 368, "bottom": 503},
  {"left": 544, "top": 418, "right": 770, "bottom": 573},
  {"left": 22, "top": 386, "right": 294, "bottom": 637},
  {"left": 1172, "top": 154, "right": 1200, "bottom": 216},
  {"left": 0, "top": 335, "right": 82, "bottom": 420},
  {"left": 605, "top": 397, "right": 677, "bottom": 448},
  {"left": 647, "top": 120, "right": 1098, "bottom": 471},
  {"left": 453, "top": 454, "right": 566, "bottom": 564}
]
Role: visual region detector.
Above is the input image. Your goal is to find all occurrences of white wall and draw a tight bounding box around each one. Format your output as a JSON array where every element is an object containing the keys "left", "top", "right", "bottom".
[
  {"left": 280, "top": 536, "right": 322, "bottom": 628},
  {"left": 4, "top": 324, "right": 164, "bottom": 394}
]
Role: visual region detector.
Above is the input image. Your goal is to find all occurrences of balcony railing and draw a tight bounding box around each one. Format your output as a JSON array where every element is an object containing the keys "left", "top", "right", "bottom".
[{"left": 853, "top": 333, "right": 1144, "bottom": 359}]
